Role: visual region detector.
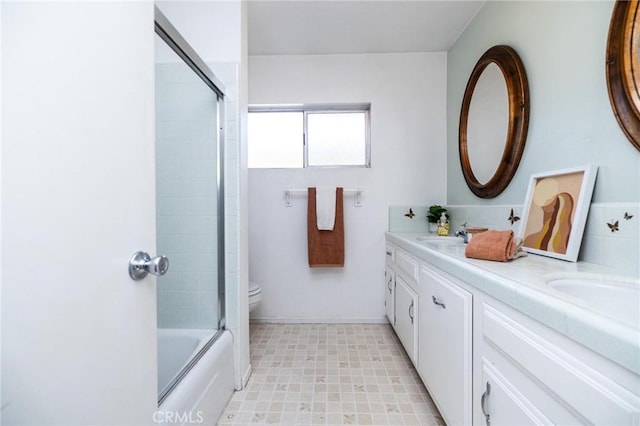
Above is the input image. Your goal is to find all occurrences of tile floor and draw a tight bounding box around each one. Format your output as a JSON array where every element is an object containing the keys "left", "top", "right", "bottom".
[{"left": 218, "top": 323, "right": 445, "bottom": 425}]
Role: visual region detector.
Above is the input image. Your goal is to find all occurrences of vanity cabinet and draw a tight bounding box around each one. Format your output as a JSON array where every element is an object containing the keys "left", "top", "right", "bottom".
[
  {"left": 385, "top": 243, "right": 419, "bottom": 364},
  {"left": 477, "top": 299, "right": 640, "bottom": 426},
  {"left": 385, "top": 233, "right": 640, "bottom": 426},
  {"left": 419, "top": 264, "right": 473, "bottom": 426}
]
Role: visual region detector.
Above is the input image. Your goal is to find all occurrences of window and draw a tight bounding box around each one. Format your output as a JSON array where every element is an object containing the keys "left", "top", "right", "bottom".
[
  {"left": 248, "top": 111, "right": 303, "bottom": 168},
  {"left": 248, "top": 104, "right": 370, "bottom": 168}
]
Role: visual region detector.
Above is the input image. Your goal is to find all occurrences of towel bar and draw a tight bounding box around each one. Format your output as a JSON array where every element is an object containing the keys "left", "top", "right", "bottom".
[{"left": 284, "top": 188, "right": 363, "bottom": 207}]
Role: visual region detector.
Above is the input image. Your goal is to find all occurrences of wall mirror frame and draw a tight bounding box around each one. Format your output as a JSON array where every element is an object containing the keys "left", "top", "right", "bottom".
[
  {"left": 606, "top": 0, "right": 640, "bottom": 152},
  {"left": 459, "top": 45, "right": 530, "bottom": 199}
]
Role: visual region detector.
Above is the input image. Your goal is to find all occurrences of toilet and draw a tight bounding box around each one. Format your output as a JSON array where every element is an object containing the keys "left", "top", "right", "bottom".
[{"left": 249, "top": 281, "right": 263, "bottom": 313}]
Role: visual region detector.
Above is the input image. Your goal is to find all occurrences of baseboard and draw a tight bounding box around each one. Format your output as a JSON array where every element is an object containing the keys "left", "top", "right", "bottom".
[{"left": 249, "top": 316, "right": 388, "bottom": 324}]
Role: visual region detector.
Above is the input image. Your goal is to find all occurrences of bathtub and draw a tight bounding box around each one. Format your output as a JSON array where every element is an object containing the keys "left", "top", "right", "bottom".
[{"left": 156, "top": 329, "right": 234, "bottom": 425}]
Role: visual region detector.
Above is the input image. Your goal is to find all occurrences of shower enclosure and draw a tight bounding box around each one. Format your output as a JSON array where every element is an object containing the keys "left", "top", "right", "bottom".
[{"left": 153, "top": 7, "right": 232, "bottom": 419}]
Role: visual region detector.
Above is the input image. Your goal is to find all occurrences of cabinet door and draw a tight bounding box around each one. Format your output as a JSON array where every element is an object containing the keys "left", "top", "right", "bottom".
[
  {"left": 480, "top": 302, "right": 640, "bottom": 425},
  {"left": 395, "top": 276, "right": 418, "bottom": 363},
  {"left": 419, "top": 265, "right": 472, "bottom": 426},
  {"left": 480, "top": 360, "right": 551, "bottom": 426},
  {"left": 384, "top": 266, "right": 395, "bottom": 325}
]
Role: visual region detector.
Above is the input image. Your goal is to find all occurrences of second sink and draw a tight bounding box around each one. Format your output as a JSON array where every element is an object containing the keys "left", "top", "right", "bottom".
[{"left": 544, "top": 273, "right": 640, "bottom": 327}]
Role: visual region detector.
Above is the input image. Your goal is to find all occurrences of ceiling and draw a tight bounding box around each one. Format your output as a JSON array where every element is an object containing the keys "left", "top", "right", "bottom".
[{"left": 247, "top": 0, "right": 485, "bottom": 56}]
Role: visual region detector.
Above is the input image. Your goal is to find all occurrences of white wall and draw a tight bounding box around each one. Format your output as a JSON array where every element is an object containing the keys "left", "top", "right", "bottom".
[
  {"left": 237, "top": 0, "right": 251, "bottom": 388},
  {"left": 156, "top": 1, "right": 241, "bottom": 63},
  {"left": 1, "top": 2, "right": 4, "bottom": 422},
  {"left": 248, "top": 53, "right": 447, "bottom": 322}
]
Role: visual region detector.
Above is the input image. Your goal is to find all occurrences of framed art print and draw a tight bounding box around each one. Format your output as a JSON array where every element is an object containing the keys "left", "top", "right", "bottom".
[{"left": 518, "top": 165, "right": 598, "bottom": 262}]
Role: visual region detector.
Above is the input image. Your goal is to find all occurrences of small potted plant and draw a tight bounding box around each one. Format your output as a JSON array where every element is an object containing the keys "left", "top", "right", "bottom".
[{"left": 427, "top": 205, "right": 448, "bottom": 233}]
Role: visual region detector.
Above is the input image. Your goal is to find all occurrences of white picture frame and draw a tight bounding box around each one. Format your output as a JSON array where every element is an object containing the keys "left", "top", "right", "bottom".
[{"left": 518, "top": 165, "right": 598, "bottom": 262}]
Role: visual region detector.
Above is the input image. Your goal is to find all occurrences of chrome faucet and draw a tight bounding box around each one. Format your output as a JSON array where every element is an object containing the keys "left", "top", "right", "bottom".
[{"left": 455, "top": 222, "right": 470, "bottom": 244}]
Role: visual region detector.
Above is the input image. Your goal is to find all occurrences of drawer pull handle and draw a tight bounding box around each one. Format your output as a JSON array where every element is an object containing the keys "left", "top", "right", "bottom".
[
  {"left": 408, "top": 300, "right": 414, "bottom": 324},
  {"left": 481, "top": 381, "right": 491, "bottom": 426},
  {"left": 386, "top": 250, "right": 393, "bottom": 256},
  {"left": 432, "top": 296, "right": 446, "bottom": 309}
]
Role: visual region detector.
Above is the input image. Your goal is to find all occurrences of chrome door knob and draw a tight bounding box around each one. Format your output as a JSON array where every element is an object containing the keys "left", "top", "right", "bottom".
[{"left": 129, "top": 251, "right": 169, "bottom": 281}]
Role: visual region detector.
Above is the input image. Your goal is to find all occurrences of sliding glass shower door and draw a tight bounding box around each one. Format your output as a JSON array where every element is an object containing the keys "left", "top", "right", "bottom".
[{"left": 154, "top": 14, "right": 225, "bottom": 402}]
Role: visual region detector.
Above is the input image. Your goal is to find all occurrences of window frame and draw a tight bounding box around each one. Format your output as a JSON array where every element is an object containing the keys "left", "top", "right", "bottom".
[{"left": 248, "top": 103, "right": 371, "bottom": 169}]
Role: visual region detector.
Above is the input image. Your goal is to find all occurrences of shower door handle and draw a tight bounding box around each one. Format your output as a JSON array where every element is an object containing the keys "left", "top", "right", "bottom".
[{"left": 129, "top": 251, "right": 169, "bottom": 281}]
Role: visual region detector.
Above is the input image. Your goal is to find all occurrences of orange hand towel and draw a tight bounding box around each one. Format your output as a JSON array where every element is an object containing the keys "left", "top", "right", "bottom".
[
  {"left": 307, "top": 187, "right": 345, "bottom": 267},
  {"left": 465, "top": 230, "right": 516, "bottom": 262}
]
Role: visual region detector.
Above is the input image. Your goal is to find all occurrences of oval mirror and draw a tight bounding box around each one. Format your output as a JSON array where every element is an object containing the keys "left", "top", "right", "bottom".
[
  {"left": 459, "top": 45, "right": 530, "bottom": 198},
  {"left": 606, "top": 1, "right": 640, "bottom": 151},
  {"left": 466, "top": 63, "right": 510, "bottom": 184}
]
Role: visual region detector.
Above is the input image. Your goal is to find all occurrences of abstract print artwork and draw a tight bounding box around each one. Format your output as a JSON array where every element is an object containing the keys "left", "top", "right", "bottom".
[{"left": 519, "top": 166, "right": 597, "bottom": 262}]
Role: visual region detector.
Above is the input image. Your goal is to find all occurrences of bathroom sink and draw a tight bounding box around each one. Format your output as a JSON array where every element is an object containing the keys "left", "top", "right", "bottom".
[
  {"left": 544, "top": 273, "right": 640, "bottom": 327},
  {"left": 416, "top": 235, "right": 464, "bottom": 245},
  {"left": 415, "top": 235, "right": 466, "bottom": 254}
]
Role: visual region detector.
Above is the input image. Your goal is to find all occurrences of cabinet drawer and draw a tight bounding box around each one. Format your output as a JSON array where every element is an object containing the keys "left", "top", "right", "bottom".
[
  {"left": 483, "top": 303, "right": 640, "bottom": 425},
  {"left": 395, "top": 248, "right": 419, "bottom": 283},
  {"left": 385, "top": 243, "right": 396, "bottom": 264}
]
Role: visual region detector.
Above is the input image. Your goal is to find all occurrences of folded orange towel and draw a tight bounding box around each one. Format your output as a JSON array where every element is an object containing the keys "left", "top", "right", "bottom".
[{"left": 465, "top": 230, "right": 517, "bottom": 262}]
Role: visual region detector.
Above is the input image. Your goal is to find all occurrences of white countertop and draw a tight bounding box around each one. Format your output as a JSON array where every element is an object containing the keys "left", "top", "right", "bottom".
[{"left": 386, "top": 231, "right": 640, "bottom": 375}]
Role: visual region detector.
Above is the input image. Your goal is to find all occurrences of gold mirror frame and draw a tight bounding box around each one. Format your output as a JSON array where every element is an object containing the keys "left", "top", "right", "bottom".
[
  {"left": 606, "top": 0, "right": 640, "bottom": 152},
  {"left": 459, "top": 45, "right": 530, "bottom": 199}
]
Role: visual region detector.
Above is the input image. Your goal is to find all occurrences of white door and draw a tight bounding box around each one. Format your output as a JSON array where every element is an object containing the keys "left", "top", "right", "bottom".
[{"left": 2, "top": 2, "right": 158, "bottom": 424}]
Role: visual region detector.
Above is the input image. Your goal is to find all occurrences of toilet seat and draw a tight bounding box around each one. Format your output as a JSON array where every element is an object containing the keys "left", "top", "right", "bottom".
[
  {"left": 249, "top": 281, "right": 262, "bottom": 296},
  {"left": 249, "top": 281, "right": 263, "bottom": 313}
]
